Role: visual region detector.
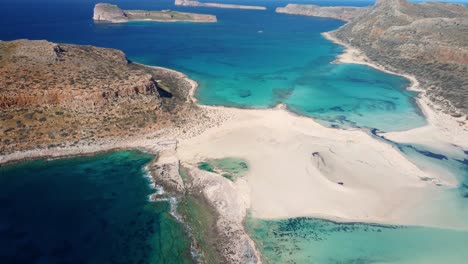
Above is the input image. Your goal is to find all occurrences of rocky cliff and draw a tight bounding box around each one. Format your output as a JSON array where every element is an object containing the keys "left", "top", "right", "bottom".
[
  {"left": 0, "top": 40, "right": 203, "bottom": 153},
  {"left": 276, "top": 4, "right": 368, "bottom": 22},
  {"left": 93, "top": 3, "right": 217, "bottom": 23},
  {"left": 331, "top": 0, "right": 468, "bottom": 116}
]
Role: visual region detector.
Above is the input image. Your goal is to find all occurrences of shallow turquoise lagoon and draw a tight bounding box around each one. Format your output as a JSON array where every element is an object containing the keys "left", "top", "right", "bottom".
[
  {"left": 1, "top": 0, "right": 465, "bottom": 263},
  {"left": 0, "top": 0, "right": 426, "bottom": 131},
  {"left": 247, "top": 217, "right": 468, "bottom": 264}
]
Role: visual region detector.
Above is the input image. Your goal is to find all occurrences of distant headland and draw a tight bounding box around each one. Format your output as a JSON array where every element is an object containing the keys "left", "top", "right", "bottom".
[
  {"left": 93, "top": 3, "right": 217, "bottom": 23},
  {"left": 175, "top": 0, "right": 266, "bottom": 10},
  {"left": 276, "top": 4, "right": 367, "bottom": 22}
]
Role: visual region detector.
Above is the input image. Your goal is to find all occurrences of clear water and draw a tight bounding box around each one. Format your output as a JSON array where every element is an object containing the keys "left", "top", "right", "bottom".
[
  {"left": 246, "top": 132, "right": 467, "bottom": 263},
  {"left": 0, "top": 151, "right": 192, "bottom": 263},
  {"left": 0, "top": 0, "right": 426, "bottom": 132},
  {"left": 1, "top": 0, "right": 466, "bottom": 263},
  {"left": 247, "top": 216, "right": 468, "bottom": 264}
]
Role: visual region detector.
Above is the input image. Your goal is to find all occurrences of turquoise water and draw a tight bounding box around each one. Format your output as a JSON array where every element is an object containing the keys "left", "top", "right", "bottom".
[
  {"left": 247, "top": 217, "right": 468, "bottom": 264},
  {"left": 0, "top": 151, "right": 192, "bottom": 263},
  {"left": 0, "top": 0, "right": 466, "bottom": 262},
  {"left": 0, "top": 0, "right": 426, "bottom": 131},
  {"left": 247, "top": 137, "right": 468, "bottom": 263}
]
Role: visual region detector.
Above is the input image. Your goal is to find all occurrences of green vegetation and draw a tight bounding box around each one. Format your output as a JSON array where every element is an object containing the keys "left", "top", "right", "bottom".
[{"left": 197, "top": 158, "right": 249, "bottom": 181}]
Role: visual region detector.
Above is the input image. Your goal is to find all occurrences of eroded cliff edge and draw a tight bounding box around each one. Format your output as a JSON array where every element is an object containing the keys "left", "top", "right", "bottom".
[{"left": 0, "top": 40, "right": 207, "bottom": 154}]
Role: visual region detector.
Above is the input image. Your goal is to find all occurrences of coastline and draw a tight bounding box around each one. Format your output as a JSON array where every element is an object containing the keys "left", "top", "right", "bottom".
[
  {"left": 2, "top": 32, "right": 468, "bottom": 263},
  {"left": 322, "top": 31, "right": 468, "bottom": 151}
]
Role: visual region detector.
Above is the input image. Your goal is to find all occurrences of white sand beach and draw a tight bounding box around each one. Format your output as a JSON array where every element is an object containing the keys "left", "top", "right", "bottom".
[
  {"left": 322, "top": 32, "right": 468, "bottom": 153},
  {"left": 2, "top": 35, "right": 467, "bottom": 233},
  {"left": 177, "top": 106, "right": 468, "bottom": 229}
]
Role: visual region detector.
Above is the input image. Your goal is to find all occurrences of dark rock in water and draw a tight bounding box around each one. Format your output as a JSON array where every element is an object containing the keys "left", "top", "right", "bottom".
[
  {"left": 273, "top": 87, "right": 295, "bottom": 100},
  {"left": 239, "top": 89, "right": 252, "bottom": 98},
  {"left": 330, "top": 106, "right": 345, "bottom": 112}
]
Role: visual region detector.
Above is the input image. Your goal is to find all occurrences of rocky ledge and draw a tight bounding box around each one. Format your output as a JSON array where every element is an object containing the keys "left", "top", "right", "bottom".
[
  {"left": 93, "top": 3, "right": 217, "bottom": 23},
  {"left": 0, "top": 40, "right": 207, "bottom": 153},
  {"left": 175, "top": 0, "right": 266, "bottom": 10},
  {"left": 148, "top": 151, "right": 261, "bottom": 264},
  {"left": 275, "top": 4, "right": 368, "bottom": 22}
]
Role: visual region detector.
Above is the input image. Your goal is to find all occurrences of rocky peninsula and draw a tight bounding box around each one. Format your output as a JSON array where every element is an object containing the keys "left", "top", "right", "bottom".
[
  {"left": 2, "top": 1, "right": 468, "bottom": 262},
  {"left": 0, "top": 39, "right": 259, "bottom": 263},
  {"left": 275, "top": 4, "right": 367, "bottom": 22},
  {"left": 0, "top": 39, "right": 208, "bottom": 154},
  {"left": 175, "top": 0, "right": 266, "bottom": 10},
  {"left": 277, "top": 0, "right": 468, "bottom": 118},
  {"left": 93, "top": 3, "right": 217, "bottom": 23},
  {"left": 332, "top": 0, "right": 468, "bottom": 117}
]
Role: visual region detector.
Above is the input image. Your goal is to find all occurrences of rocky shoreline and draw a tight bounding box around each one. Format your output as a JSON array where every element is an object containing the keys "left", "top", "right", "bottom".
[
  {"left": 276, "top": 0, "right": 468, "bottom": 119},
  {"left": 0, "top": 40, "right": 259, "bottom": 263},
  {"left": 322, "top": 31, "right": 467, "bottom": 149},
  {"left": 2, "top": 1, "right": 467, "bottom": 262}
]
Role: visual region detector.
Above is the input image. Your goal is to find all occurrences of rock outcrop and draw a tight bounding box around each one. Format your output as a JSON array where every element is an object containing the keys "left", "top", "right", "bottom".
[
  {"left": 331, "top": 0, "right": 468, "bottom": 115},
  {"left": 0, "top": 40, "right": 203, "bottom": 153},
  {"left": 175, "top": 0, "right": 266, "bottom": 10},
  {"left": 93, "top": 3, "right": 217, "bottom": 23},
  {"left": 276, "top": 4, "right": 368, "bottom": 22}
]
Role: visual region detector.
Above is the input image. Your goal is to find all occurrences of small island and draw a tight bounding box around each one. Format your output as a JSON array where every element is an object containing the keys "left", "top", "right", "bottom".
[
  {"left": 275, "top": 4, "right": 367, "bottom": 22},
  {"left": 175, "top": 0, "right": 266, "bottom": 10},
  {"left": 93, "top": 3, "right": 217, "bottom": 23}
]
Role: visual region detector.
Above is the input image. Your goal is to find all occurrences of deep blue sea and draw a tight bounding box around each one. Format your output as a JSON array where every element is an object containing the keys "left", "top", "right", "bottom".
[
  {"left": 1, "top": 0, "right": 467, "bottom": 263},
  {"left": 0, "top": 151, "right": 192, "bottom": 263}
]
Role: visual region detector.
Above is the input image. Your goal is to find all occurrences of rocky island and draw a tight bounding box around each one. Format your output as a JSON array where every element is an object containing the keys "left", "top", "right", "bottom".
[
  {"left": 275, "top": 4, "right": 368, "bottom": 22},
  {"left": 93, "top": 3, "right": 217, "bottom": 23},
  {"left": 175, "top": 0, "right": 266, "bottom": 10}
]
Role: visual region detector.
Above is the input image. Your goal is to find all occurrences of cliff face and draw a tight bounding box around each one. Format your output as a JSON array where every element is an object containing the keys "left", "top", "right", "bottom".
[
  {"left": 332, "top": 0, "right": 468, "bottom": 115},
  {"left": 0, "top": 40, "right": 201, "bottom": 153},
  {"left": 93, "top": 3, "right": 128, "bottom": 22},
  {"left": 275, "top": 4, "right": 368, "bottom": 22},
  {"left": 93, "top": 3, "right": 217, "bottom": 23}
]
